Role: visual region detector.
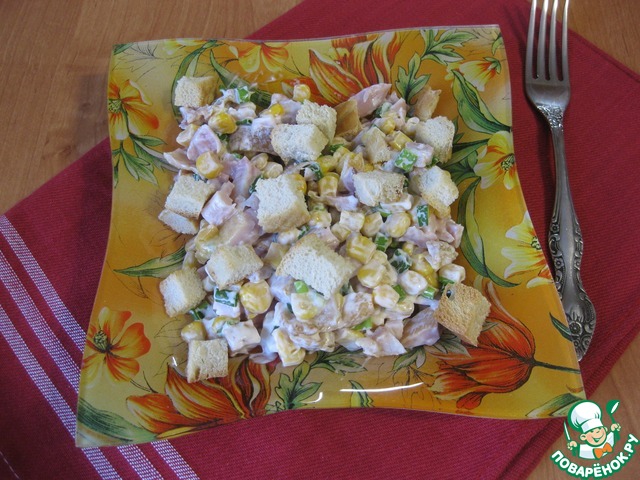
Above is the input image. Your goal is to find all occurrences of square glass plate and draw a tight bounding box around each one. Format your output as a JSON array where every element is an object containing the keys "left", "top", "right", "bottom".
[{"left": 76, "top": 26, "right": 584, "bottom": 447}]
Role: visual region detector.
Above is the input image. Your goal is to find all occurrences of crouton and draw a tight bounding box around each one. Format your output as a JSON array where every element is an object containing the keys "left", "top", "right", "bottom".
[
  {"left": 165, "top": 174, "right": 216, "bottom": 219},
  {"left": 362, "top": 126, "right": 392, "bottom": 164},
  {"left": 353, "top": 171, "right": 405, "bottom": 207},
  {"left": 255, "top": 175, "right": 311, "bottom": 233},
  {"left": 205, "top": 244, "right": 263, "bottom": 289},
  {"left": 158, "top": 209, "right": 199, "bottom": 235},
  {"left": 174, "top": 76, "right": 216, "bottom": 108},
  {"left": 434, "top": 283, "right": 490, "bottom": 346},
  {"left": 270, "top": 124, "right": 328, "bottom": 163},
  {"left": 334, "top": 99, "right": 362, "bottom": 139},
  {"left": 186, "top": 339, "right": 229, "bottom": 382},
  {"left": 159, "top": 267, "right": 206, "bottom": 317},
  {"left": 296, "top": 101, "right": 337, "bottom": 141},
  {"left": 412, "top": 85, "right": 441, "bottom": 120},
  {"left": 277, "top": 234, "right": 355, "bottom": 297},
  {"left": 415, "top": 116, "right": 455, "bottom": 163},
  {"left": 409, "top": 166, "right": 458, "bottom": 217}
]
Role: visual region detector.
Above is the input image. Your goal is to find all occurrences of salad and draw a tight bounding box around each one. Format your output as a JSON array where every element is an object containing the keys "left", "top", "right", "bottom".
[{"left": 158, "top": 76, "right": 488, "bottom": 381}]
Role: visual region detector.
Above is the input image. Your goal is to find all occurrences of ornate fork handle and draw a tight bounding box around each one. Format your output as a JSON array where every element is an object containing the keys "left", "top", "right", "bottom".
[{"left": 540, "top": 105, "right": 596, "bottom": 360}]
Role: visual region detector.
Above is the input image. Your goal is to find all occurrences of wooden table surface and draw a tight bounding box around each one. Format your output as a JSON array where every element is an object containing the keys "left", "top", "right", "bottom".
[{"left": 0, "top": 1, "right": 638, "bottom": 478}]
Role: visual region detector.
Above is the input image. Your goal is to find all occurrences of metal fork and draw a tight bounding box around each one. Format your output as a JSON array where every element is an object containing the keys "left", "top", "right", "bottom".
[{"left": 525, "top": 0, "right": 596, "bottom": 361}]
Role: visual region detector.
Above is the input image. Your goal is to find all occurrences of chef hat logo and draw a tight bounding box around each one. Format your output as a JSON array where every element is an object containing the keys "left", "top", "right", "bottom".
[{"left": 568, "top": 400, "right": 604, "bottom": 434}]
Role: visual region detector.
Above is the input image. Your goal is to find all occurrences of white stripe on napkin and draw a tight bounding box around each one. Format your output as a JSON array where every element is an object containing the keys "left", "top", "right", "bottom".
[
  {"left": 0, "top": 305, "right": 121, "bottom": 480},
  {"left": 0, "top": 217, "right": 199, "bottom": 480}
]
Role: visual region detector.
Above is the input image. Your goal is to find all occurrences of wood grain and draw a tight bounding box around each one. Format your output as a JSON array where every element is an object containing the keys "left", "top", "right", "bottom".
[{"left": 0, "top": 1, "right": 637, "bottom": 478}]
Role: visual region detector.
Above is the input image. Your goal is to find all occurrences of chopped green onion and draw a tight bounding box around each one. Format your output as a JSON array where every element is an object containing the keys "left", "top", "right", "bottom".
[
  {"left": 308, "top": 162, "right": 324, "bottom": 180},
  {"left": 286, "top": 303, "right": 293, "bottom": 313},
  {"left": 390, "top": 249, "right": 412, "bottom": 274},
  {"left": 249, "top": 175, "right": 262, "bottom": 195},
  {"left": 421, "top": 286, "right": 438, "bottom": 299},
  {"left": 235, "top": 85, "right": 252, "bottom": 103},
  {"left": 232, "top": 152, "right": 243, "bottom": 159},
  {"left": 235, "top": 118, "right": 252, "bottom": 125},
  {"left": 188, "top": 299, "right": 209, "bottom": 320},
  {"left": 327, "top": 143, "right": 344, "bottom": 154},
  {"left": 431, "top": 156, "right": 439, "bottom": 166},
  {"left": 297, "top": 225, "right": 310, "bottom": 239},
  {"left": 373, "top": 204, "right": 391, "bottom": 218},
  {"left": 373, "top": 102, "right": 391, "bottom": 118},
  {"left": 217, "top": 133, "right": 230, "bottom": 142},
  {"left": 438, "top": 276, "right": 455, "bottom": 286},
  {"left": 417, "top": 205, "right": 429, "bottom": 227},
  {"left": 294, "top": 280, "right": 309, "bottom": 293},
  {"left": 392, "top": 285, "right": 407, "bottom": 301},
  {"left": 250, "top": 90, "right": 272, "bottom": 108},
  {"left": 354, "top": 317, "right": 373, "bottom": 331},
  {"left": 374, "top": 233, "right": 392, "bottom": 251},
  {"left": 214, "top": 288, "right": 238, "bottom": 307},
  {"left": 192, "top": 173, "right": 206, "bottom": 182},
  {"left": 394, "top": 148, "right": 418, "bottom": 172}
]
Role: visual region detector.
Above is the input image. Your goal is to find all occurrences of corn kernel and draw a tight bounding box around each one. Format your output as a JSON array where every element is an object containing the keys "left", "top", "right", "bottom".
[
  {"left": 292, "top": 83, "right": 311, "bottom": 102},
  {"left": 331, "top": 223, "right": 351, "bottom": 242},
  {"left": 289, "top": 173, "right": 307, "bottom": 194},
  {"left": 388, "top": 295, "right": 416, "bottom": 316},
  {"left": 309, "top": 210, "right": 332, "bottom": 228},
  {"left": 317, "top": 155, "right": 338, "bottom": 174},
  {"left": 401, "top": 242, "right": 416, "bottom": 256},
  {"left": 346, "top": 234, "right": 376, "bottom": 264},
  {"left": 357, "top": 260, "right": 386, "bottom": 288},
  {"left": 402, "top": 116, "right": 420, "bottom": 137},
  {"left": 372, "top": 284, "right": 400, "bottom": 309},
  {"left": 264, "top": 242, "right": 289, "bottom": 268},
  {"left": 398, "top": 270, "right": 428, "bottom": 295},
  {"left": 361, "top": 212, "right": 383, "bottom": 237},
  {"left": 182, "top": 249, "right": 198, "bottom": 269},
  {"left": 263, "top": 161, "right": 283, "bottom": 179},
  {"left": 267, "top": 103, "right": 285, "bottom": 116},
  {"left": 196, "top": 151, "right": 223, "bottom": 179},
  {"left": 291, "top": 291, "right": 325, "bottom": 320},
  {"left": 239, "top": 280, "right": 273, "bottom": 315},
  {"left": 411, "top": 253, "right": 439, "bottom": 288},
  {"left": 360, "top": 162, "right": 374, "bottom": 172},
  {"left": 208, "top": 112, "right": 237, "bottom": 134},
  {"left": 374, "top": 116, "right": 395, "bottom": 135},
  {"left": 340, "top": 211, "right": 366, "bottom": 231},
  {"left": 439, "top": 264, "right": 466, "bottom": 284},
  {"left": 176, "top": 123, "right": 199, "bottom": 147},
  {"left": 181, "top": 321, "right": 206, "bottom": 342},
  {"left": 251, "top": 153, "right": 269, "bottom": 170},
  {"left": 335, "top": 150, "right": 365, "bottom": 173},
  {"left": 318, "top": 174, "right": 339, "bottom": 197},
  {"left": 389, "top": 130, "right": 412, "bottom": 150},
  {"left": 194, "top": 224, "right": 219, "bottom": 263},
  {"left": 371, "top": 250, "right": 388, "bottom": 265},
  {"left": 383, "top": 212, "right": 412, "bottom": 238}
]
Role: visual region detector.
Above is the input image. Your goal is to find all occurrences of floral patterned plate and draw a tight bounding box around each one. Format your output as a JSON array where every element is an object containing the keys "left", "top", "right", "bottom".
[{"left": 76, "top": 26, "right": 584, "bottom": 447}]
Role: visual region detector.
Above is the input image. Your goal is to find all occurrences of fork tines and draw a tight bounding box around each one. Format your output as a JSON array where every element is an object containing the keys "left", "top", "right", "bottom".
[{"left": 526, "top": 0, "right": 570, "bottom": 83}]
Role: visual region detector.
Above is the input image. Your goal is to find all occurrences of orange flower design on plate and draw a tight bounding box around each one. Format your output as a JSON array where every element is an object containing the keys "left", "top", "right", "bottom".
[
  {"left": 236, "top": 42, "right": 289, "bottom": 73},
  {"left": 458, "top": 57, "right": 501, "bottom": 92},
  {"left": 83, "top": 307, "right": 151, "bottom": 386},
  {"left": 473, "top": 130, "right": 517, "bottom": 190},
  {"left": 309, "top": 32, "right": 402, "bottom": 104},
  {"left": 502, "top": 211, "right": 554, "bottom": 288},
  {"left": 430, "top": 281, "right": 578, "bottom": 409},
  {"left": 108, "top": 78, "right": 159, "bottom": 141},
  {"left": 127, "top": 358, "right": 275, "bottom": 437}
]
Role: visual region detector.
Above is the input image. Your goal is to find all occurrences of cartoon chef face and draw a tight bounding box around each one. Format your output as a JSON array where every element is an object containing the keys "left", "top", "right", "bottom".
[
  {"left": 580, "top": 425, "right": 609, "bottom": 447},
  {"left": 568, "top": 400, "right": 608, "bottom": 445}
]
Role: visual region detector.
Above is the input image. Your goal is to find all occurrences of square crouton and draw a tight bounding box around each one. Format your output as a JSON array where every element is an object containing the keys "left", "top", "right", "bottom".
[
  {"left": 159, "top": 267, "right": 206, "bottom": 317},
  {"left": 353, "top": 171, "right": 405, "bottom": 207},
  {"left": 434, "top": 283, "right": 490, "bottom": 346},
  {"left": 165, "top": 174, "right": 216, "bottom": 219},
  {"left": 296, "top": 101, "right": 337, "bottom": 141},
  {"left": 174, "top": 76, "right": 216, "bottom": 108},
  {"left": 255, "top": 174, "right": 311, "bottom": 233},
  {"left": 362, "top": 126, "right": 392, "bottom": 165},
  {"left": 277, "top": 234, "right": 355, "bottom": 297},
  {"left": 409, "top": 166, "right": 458, "bottom": 217},
  {"left": 270, "top": 124, "right": 328, "bottom": 163},
  {"left": 415, "top": 116, "right": 455, "bottom": 163},
  {"left": 186, "top": 339, "right": 229, "bottom": 382},
  {"left": 205, "top": 244, "right": 263, "bottom": 289},
  {"left": 158, "top": 209, "right": 199, "bottom": 235}
]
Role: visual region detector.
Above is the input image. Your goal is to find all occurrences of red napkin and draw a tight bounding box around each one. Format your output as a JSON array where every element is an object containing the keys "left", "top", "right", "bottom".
[{"left": 1, "top": 0, "right": 638, "bottom": 478}]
